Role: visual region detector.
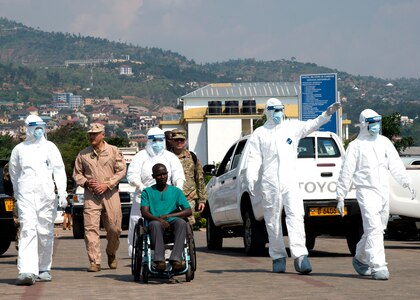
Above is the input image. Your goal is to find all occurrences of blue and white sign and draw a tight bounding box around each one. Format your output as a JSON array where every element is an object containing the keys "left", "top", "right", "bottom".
[{"left": 300, "top": 73, "right": 338, "bottom": 134}]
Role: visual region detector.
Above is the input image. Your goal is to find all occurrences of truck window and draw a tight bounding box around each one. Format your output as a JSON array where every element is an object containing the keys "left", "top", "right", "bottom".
[
  {"left": 231, "top": 140, "right": 247, "bottom": 170},
  {"left": 298, "top": 137, "right": 340, "bottom": 158},
  {"left": 317, "top": 138, "right": 340, "bottom": 158},
  {"left": 298, "top": 138, "right": 315, "bottom": 158},
  {"left": 216, "top": 144, "right": 236, "bottom": 177}
]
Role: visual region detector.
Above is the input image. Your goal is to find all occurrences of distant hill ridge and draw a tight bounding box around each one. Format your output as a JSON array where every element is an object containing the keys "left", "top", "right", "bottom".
[{"left": 0, "top": 17, "right": 419, "bottom": 135}]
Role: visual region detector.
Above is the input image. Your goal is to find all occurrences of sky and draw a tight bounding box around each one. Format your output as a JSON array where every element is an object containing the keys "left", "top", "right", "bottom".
[{"left": 1, "top": 0, "right": 420, "bottom": 79}]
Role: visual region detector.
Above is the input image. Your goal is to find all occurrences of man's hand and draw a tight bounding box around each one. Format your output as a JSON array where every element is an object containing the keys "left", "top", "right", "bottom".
[
  {"left": 158, "top": 216, "right": 170, "bottom": 229},
  {"left": 407, "top": 184, "right": 416, "bottom": 200},
  {"left": 131, "top": 178, "right": 145, "bottom": 192},
  {"left": 88, "top": 179, "right": 107, "bottom": 195},
  {"left": 325, "top": 102, "right": 341, "bottom": 116},
  {"left": 58, "top": 195, "right": 68, "bottom": 209},
  {"left": 197, "top": 203, "right": 205, "bottom": 213},
  {"left": 336, "top": 198, "right": 345, "bottom": 217}
]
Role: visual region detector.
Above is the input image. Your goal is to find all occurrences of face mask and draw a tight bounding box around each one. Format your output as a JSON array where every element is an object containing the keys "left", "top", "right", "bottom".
[
  {"left": 273, "top": 111, "right": 283, "bottom": 124},
  {"left": 368, "top": 123, "right": 381, "bottom": 135},
  {"left": 151, "top": 141, "right": 164, "bottom": 154},
  {"left": 33, "top": 128, "right": 44, "bottom": 140}
]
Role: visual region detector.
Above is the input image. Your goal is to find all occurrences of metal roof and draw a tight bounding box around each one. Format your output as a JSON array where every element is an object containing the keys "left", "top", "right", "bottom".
[{"left": 181, "top": 82, "right": 300, "bottom": 99}]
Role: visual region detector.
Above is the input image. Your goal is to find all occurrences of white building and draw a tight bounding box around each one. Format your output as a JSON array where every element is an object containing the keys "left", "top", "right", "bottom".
[{"left": 161, "top": 82, "right": 301, "bottom": 165}]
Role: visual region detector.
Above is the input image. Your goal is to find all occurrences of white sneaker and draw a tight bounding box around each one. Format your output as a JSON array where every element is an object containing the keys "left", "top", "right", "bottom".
[
  {"left": 372, "top": 269, "right": 389, "bottom": 280},
  {"left": 36, "top": 271, "right": 52, "bottom": 282},
  {"left": 16, "top": 273, "right": 36, "bottom": 286}
]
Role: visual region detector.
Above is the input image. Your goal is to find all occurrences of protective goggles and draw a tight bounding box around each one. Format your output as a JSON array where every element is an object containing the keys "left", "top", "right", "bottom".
[
  {"left": 27, "top": 121, "right": 46, "bottom": 127},
  {"left": 365, "top": 116, "right": 382, "bottom": 124},
  {"left": 267, "top": 105, "right": 284, "bottom": 112},
  {"left": 147, "top": 134, "right": 165, "bottom": 142}
]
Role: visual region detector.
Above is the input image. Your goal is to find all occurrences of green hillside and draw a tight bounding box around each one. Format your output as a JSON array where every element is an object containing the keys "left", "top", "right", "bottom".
[{"left": 0, "top": 17, "right": 419, "bottom": 142}]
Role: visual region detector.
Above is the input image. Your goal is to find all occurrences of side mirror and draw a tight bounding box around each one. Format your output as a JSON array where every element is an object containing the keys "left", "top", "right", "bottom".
[{"left": 203, "top": 164, "right": 216, "bottom": 176}]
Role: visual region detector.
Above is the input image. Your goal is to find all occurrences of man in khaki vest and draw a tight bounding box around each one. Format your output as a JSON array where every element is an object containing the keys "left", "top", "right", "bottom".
[{"left": 73, "top": 123, "right": 126, "bottom": 272}]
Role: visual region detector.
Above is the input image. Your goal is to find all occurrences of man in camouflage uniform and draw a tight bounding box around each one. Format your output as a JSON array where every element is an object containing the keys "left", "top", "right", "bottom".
[{"left": 170, "top": 129, "right": 207, "bottom": 224}]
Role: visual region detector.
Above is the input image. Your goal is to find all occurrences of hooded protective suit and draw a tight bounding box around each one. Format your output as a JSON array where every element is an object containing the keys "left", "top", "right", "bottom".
[
  {"left": 246, "top": 98, "right": 338, "bottom": 272},
  {"left": 126, "top": 127, "right": 185, "bottom": 256},
  {"left": 9, "top": 115, "right": 67, "bottom": 280},
  {"left": 336, "top": 109, "right": 414, "bottom": 279}
]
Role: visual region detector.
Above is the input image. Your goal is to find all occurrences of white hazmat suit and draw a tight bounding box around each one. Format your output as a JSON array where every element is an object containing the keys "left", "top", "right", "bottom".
[
  {"left": 336, "top": 109, "right": 415, "bottom": 280},
  {"left": 9, "top": 115, "right": 67, "bottom": 285},
  {"left": 246, "top": 98, "right": 340, "bottom": 274},
  {"left": 126, "top": 127, "right": 185, "bottom": 256}
]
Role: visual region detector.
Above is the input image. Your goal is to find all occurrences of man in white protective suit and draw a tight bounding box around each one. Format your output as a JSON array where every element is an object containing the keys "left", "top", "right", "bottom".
[
  {"left": 126, "top": 127, "right": 185, "bottom": 256},
  {"left": 336, "top": 109, "right": 416, "bottom": 280},
  {"left": 9, "top": 115, "right": 68, "bottom": 285},
  {"left": 246, "top": 98, "right": 341, "bottom": 274}
]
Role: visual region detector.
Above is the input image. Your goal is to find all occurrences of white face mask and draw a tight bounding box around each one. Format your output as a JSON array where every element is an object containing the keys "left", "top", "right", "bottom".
[
  {"left": 368, "top": 123, "right": 381, "bottom": 136},
  {"left": 33, "top": 128, "right": 44, "bottom": 140},
  {"left": 273, "top": 111, "right": 283, "bottom": 124},
  {"left": 151, "top": 141, "right": 164, "bottom": 154}
]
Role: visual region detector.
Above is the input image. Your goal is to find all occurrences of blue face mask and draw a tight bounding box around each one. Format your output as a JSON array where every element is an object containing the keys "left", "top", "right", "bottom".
[
  {"left": 368, "top": 123, "right": 381, "bottom": 135},
  {"left": 33, "top": 128, "right": 44, "bottom": 140},
  {"left": 273, "top": 111, "right": 283, "bottom": 124},
  {"left": 151, "top": 141, "right": 164, "bottom": 154}
]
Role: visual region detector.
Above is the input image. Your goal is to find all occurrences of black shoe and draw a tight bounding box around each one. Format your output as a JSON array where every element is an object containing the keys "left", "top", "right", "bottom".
[
  {"left": 153, "top": 261, "right": 166, "bottom": 272},
  {"left": 171, "top": 261, "right": 185, "bottom": 271}
]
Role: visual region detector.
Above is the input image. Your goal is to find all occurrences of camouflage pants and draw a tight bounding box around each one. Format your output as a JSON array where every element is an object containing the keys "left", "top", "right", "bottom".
[{"left": 187, "top": 199, "right": 197, "bottom": 225}]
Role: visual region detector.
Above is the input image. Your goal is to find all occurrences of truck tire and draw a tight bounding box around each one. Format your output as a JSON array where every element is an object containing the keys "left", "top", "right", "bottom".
[
  {"left": 243, "top": 209, "right": 266, "bottom": 256},
  {"left": 346, "top": 217, "right": 363, "bottom": 255},
  {"left": 206, "top": 212, "right": 223, "bottom": 250},
  {"left": 305, "top": 234, "right": 316, "bottom": 251},
  {"left": 72, "top": 216, "right": 84, "bottom": 239},
  {"left": 0, "top": 240, "right": 11, "bottom": 256}
]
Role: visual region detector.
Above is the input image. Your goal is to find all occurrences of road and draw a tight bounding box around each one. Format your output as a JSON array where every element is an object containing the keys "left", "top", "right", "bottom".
[{"left": 1, "top": 228, "right": 420, "bottom": 299}]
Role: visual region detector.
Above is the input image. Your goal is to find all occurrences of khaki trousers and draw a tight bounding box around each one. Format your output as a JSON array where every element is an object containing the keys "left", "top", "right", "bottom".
[{"left": 84, "top": 193, "right": 122, "bottom": 265}]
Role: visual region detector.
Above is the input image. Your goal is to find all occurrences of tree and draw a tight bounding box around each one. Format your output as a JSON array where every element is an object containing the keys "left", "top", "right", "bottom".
[
  {"left": 0, "top": 135, "right": 19, "bottom": 159},
  {"left": 48, "top": 123, "right": 89, "bottom": 188},
  {"left": 382, "top": 112, "right": 414, "bottom": 153}
]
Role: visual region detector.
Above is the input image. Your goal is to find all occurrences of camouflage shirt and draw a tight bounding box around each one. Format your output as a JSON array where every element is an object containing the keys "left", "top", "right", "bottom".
[{"left": 175, "top": 148, "right": 207, "bottom": 204}]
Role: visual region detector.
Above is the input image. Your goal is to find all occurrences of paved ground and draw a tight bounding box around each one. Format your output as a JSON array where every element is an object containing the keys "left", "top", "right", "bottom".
[{"left": 1, "top": 227, "right": 420, "bottom": 299}]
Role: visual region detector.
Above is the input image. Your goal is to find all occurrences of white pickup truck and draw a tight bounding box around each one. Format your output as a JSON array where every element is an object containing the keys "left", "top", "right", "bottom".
[
  {"left": 387, "top": 156, "right": 420, "bottom": 238},
  {"left": 204, "top": 131, "right": 361, "bottom": 256}
]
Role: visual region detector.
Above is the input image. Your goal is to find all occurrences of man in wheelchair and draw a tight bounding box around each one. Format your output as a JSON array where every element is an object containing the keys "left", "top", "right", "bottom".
[{"left": 140, "top": 163, "right": 192, "bottom": 272}]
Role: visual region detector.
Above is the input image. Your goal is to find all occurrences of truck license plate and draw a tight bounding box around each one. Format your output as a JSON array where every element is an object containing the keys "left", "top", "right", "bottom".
[
  {"left": 4, "top": 199, "right": 14, "bottom": 212},
  {"left": 309, "top": 206, "right": 347, "bottom": 216}
]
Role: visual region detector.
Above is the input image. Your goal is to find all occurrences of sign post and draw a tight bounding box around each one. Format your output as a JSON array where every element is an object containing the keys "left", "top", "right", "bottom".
[{"left": 300, "top": 73, "right": 339, "bottom": 135}]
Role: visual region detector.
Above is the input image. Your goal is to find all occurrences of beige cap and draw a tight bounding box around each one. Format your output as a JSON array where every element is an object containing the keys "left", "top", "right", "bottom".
[
  {"left": 87, "top": 123, "right": 105, "bottom": 133},
  {"left": 171, "top": 129, "right": 186, "bottom": 139}
]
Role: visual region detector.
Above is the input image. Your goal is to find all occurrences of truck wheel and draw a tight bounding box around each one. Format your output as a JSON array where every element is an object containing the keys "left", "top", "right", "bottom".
[
  {"left": 306, "top": 235, "right": 316, "bottom": 251},
  {"left": 243, "top": 209, "right": 266, "bottom": 256},
  {"left": 206, "top": 212, "right": 223, "bottom": 250},
  {"left": 72, "top": 217, "right": 84, "bottom": 239},
  {"left": 346, "top": 218, "right": 363, "bottom": 255},
  {"left": 0, "top": 240, "right": 11, "bottom": 256}
]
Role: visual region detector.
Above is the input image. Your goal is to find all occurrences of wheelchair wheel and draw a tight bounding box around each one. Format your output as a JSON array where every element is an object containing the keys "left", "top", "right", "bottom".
[
  {"left": 141, "top": 263, "right": 149, "bottom": 283},
  {"left": 187, "top": 224, "right": 197, "bottom": 272},
  {"left": 132, "top": 222, "right": 144, "bottom": 281},
  {"left": 185, "top": 263, "right": 193, "bottom": 282}
]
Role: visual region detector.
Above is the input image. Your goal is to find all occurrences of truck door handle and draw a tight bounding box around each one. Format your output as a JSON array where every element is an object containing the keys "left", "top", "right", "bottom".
[
  {"left": 321, "top": 172, "right": 333, "bottom": 177},
  {"left": 232, "top": 176, "right": 237, "bottom": 180},
  {"left": 221, "top": 180, "right": 225, "bottom": 184}
]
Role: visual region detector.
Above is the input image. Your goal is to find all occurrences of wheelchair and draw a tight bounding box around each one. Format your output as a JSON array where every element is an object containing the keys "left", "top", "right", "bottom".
[{"left": 131, "top": 217, "right": 196, "bottom": 283}]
